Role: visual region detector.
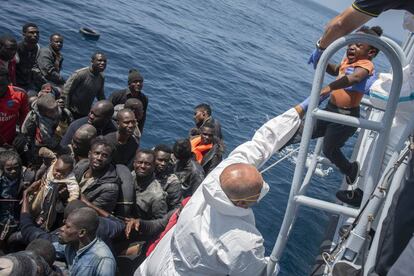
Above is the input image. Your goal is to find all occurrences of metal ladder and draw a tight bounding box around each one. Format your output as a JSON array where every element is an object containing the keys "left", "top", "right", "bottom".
[{"left": 266, "top": 33, "right": 404, "bottom": 275}]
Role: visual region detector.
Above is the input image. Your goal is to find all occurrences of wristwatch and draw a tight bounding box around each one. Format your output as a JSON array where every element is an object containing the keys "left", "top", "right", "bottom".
[{"left": 316, "top": 39, "right": 326, "bottom": 51}]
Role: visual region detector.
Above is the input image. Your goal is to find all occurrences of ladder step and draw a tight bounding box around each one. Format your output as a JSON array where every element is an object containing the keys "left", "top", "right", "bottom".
[
  {"left": 312, "top": 109, "right": 384, "bottom": 132},
  {"left": 295, "top": 195, "right": 359, "bottom": 217}
]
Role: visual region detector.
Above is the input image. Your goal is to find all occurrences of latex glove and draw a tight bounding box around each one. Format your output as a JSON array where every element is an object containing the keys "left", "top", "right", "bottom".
[
  {"left": 308, "top": 47, "right": 324, "bottom": 69},
  {"left": 299, "top": 93, "right": 331, "bottom": 112}
]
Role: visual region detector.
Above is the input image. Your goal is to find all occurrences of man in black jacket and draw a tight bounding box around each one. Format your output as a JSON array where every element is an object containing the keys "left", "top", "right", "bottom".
[
  {"left": 109, "top": 69, "right": 148, "bottom": 133},
  {"left": 154, "top": 144, "right": 182, "bottom": 211},
  {"left": 173, "top": 138, "right": 205, "bottom": 197},
  {"left": 132, "top": 149, "right": 167, "bottom": 220},
  {"left": 62, "top": 52, "right": 106, "bottom": 119},
  {"left": 34, "top": 33, "right": 65, "bottom": 88},
  {"left": 15, "top": 23, "right": 39, "bottom": 94},
  {"left": 60, "top": 100, "right": 116, "bottom": 147},
  {"left": 74, "top": 138, "right": 120, "bottom": 213}
]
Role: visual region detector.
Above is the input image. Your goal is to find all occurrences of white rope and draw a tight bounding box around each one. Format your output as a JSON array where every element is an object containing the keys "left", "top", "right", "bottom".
[{"left": 260, "top": 147, "right": 300, "bottom": 174}]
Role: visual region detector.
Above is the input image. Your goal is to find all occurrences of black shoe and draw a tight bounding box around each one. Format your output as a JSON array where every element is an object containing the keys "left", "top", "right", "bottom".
[
  {"left": 346, "top": 161, "right": 360, "bottom": 185},
  {"left": 336, "top": 188, "right": 363, "bottom": 208}
]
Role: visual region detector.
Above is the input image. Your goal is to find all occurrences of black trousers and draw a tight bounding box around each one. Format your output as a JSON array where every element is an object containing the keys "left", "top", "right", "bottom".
[{"left": 285, "top": 101, "right": 360, "bottom": 176}]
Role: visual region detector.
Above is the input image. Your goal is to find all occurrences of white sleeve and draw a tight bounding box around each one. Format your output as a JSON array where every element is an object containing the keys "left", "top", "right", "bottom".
[{"left": 226, "top": 108, "right": 301, "bottom": 169}]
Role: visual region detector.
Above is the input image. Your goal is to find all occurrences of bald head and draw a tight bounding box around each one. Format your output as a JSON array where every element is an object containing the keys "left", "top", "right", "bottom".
[
  {"left": 116, "top": 108, "right": 135, "bottom": 121},
  {"left": 72, "top": 124, "right": 97, "bottom": 158},
  {"left": 125, "top": 98, "right": 144, "bottom": 121},
  {"left": 74, "top": 124, "right": 97, "bottom": 141},
  {"left": 68, "top": 207, "right": 99, "bottom": 238},
  {"left": 220, "top": 163, "right": 263, "bottom": 207},
  {"left": 93, "top": 100, "right": 114, "bottom": 117}
]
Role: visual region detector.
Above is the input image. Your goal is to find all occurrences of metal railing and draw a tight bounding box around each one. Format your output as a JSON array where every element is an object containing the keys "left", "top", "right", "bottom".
[{"left": 266, "top": 33, "right": 403, "bottom": 275}]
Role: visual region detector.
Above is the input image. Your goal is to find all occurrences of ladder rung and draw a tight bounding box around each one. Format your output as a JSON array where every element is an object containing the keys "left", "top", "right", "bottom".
[
  {"left": 312, "top": 109, "right": 384, "bottom": 132},
  {"left": 295, "top": 195, "right": 359, "bottom": 217}
]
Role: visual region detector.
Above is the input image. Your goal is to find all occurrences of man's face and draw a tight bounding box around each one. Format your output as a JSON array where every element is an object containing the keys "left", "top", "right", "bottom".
[
  {"left": 52, "top": 159, "right": 72, "bottom": 180},
  {"left": 193, "top": 109, "right": 207, "bottom": 125},
  {"left": 58, "top": 215, "right": 80, "bottom": 244},
  {"left": 118, "top": 112, "right": 136, "bottom": 136},
  {"left": 3, "top": 159, "right": 20, "bottom": 180},
  {"left": 50, "top": 35, "right": 63, "bottom": 52},
  {"left": 127, "top": 104, "right": 144, "bottom": 121},
  {"left": 0, "top": 40, "right": 17, "bottom": 61},
  {"left": 200, "top": 127, "right": 214, "bottom": 145},
  {"left": 91, "top": 54, "right": 107, "bottom": 73},
  {"left": 23, "top": 26, "right": 39, "bottom": 44},
  {"left": 134, "top": 152, "right": 155, "bottom": 177},
  {"left": 155, "top": 151, "right": 171, "bottom": 174},
  {"left": 88, "top": 144, "right": 111, "bottom": 171},
  {"left": 129, "top": 79, "right": 143, "bottom": 94},
  {"left": 88, "top": 105, "right": 107, "bottom": 128},
  {"left": 72, "top": 135, "right": 89, "bottom": 157}
]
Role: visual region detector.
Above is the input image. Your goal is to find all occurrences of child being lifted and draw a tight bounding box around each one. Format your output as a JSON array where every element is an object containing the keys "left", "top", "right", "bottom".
[{"left": 291, "top": 25, "right": 382, "bottom": 207}]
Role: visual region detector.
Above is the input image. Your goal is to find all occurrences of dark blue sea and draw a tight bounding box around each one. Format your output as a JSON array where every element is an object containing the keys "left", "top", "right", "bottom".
[{"left": 0, "top": 0, "right": 392, "bottom": 275}]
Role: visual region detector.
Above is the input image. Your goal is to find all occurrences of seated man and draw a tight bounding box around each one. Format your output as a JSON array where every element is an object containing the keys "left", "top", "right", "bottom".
[
  {"left": 74, "top": 138, "right": 120, "bottom": 213},
  {"left": 60, "top": 100, "right": 116, "bottom": 147},
  {"left": 136, "top": 106, "right": 302, "bottom": 275},
  {"left": 21, "top": 191, "right": 125, "bottom": 252},
  {"left": 190, "top": 122, "right": 223, "bottom": 175},
  {"left": 113, "top": 98, "right": 144, "bottom": 141},
  {"left": 190, "top": 103, "right": 223, "bottom": 140},
  {"left": 173, "top": 138, "right": 205, "bottom": 197},
  {"left": 56, "top": 207, "right": 116, "bottom": 275},
  {"left": 132, "top": 149, "right": 168, "bottom": 220},
  {"left": 105, "top": 109, "right": 139, "bottom": 167},
  {"left": 154, "top": 144, "right": 182, "bottom": 211}
]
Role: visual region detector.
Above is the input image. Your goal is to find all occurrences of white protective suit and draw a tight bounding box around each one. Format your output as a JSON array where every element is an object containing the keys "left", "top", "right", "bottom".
[{"left": 135, "top": 108, "right": 301, "bottom": 276}]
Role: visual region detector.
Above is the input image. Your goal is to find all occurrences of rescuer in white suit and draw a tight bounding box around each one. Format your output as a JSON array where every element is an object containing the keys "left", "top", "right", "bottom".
[{"left": 135, "top": 106, "right": 304, "bottom": 275}]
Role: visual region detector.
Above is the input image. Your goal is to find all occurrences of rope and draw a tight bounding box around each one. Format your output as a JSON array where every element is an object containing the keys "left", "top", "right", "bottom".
[
  {"left": 260, "top": 147, "right": 300, "bottom": 174},
  {"left": 0, "top": 199, "right": 21, "bottom": 202}
]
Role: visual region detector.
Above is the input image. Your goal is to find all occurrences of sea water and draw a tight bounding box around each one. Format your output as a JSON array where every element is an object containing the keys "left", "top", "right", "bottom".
[{"left": 0, "top": 0, "right": 391, "bottom": 274}]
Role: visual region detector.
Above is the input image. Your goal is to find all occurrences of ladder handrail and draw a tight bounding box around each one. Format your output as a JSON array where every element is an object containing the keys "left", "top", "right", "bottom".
[{"left": 266, "top": 33, "right": 404, "bottom": 275}]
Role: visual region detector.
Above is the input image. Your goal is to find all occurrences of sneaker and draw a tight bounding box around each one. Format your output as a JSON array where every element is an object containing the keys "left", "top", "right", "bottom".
[
  {"left": 346, "top": 161, "right": 360, "bottom": 185},
  {"left": 336, "top": 188, "right": 363, "bottom": 208}
]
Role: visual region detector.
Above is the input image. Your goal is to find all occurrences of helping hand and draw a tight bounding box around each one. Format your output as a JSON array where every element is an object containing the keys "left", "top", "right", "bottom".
[{"left": 308, "top": 48, "right": 324, "bottom": 69}]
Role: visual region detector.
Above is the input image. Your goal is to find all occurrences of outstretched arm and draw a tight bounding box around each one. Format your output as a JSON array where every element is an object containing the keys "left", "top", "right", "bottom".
[
  {"left": 319, "top": 7, "right": 372, "bottom": 49},
  {"left": 225, "top": 108, "right": 301, "bottom": 169}
]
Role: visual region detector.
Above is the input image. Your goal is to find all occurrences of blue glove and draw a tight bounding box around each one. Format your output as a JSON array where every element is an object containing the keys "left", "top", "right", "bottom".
[
  {"left": 308, "top": 48, "right": 324, "bottom": 69},
  {"left": 299, "top": 93, "right": 331, "bottom": 112}
]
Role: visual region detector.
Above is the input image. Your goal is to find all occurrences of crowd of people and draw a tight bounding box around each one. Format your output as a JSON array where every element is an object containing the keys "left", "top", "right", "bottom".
[
  {"left": 0, "top": 0, "right": 412, "bottom": 274},
  {"left": 0, "top": 23, "right": 225, "bottom": 275}
]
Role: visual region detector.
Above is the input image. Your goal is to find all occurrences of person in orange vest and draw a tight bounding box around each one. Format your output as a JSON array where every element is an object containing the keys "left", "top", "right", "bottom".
[{"left": 190, "top": 122, "right": 223, "bottom": 175}]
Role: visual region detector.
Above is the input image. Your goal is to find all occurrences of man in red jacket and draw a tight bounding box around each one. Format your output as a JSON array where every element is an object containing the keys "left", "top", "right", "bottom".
[{"left": 0, "top": 68, "right": 29, "bottom": 147}]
